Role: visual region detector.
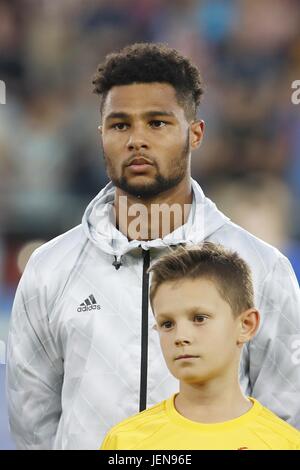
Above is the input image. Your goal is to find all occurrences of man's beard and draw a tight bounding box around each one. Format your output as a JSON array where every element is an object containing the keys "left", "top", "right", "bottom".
[{"left": 103, "top": 132, "right": 190, "bottom": 199}]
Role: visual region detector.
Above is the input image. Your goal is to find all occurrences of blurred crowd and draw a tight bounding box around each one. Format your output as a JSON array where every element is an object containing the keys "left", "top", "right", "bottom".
[{"left": 0, "top": 0, "right": 300, "bottom": 295}]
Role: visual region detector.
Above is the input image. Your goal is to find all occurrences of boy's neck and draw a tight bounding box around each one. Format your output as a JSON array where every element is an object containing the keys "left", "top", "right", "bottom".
[{"left": 175, "top": 376, "right": 252, "bottom": 424}]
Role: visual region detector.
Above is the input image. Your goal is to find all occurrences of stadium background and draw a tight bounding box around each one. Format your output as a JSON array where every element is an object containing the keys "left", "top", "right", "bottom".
[{"left": 0, "top": 0, "right": 300, "bottom": 449}]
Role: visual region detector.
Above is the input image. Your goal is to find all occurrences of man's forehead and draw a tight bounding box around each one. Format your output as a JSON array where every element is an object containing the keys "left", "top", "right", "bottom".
[{"left": 103, "top": 82, "right": 182, "bottom": 115}]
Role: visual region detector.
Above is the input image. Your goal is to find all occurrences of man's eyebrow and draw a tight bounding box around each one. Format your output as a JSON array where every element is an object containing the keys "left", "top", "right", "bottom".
[
  {"left": 105, "top": 110, "right": 176, "bottom": 120},
  {"left": 105, "top": 112, "right": 130, "bottom": 120}
]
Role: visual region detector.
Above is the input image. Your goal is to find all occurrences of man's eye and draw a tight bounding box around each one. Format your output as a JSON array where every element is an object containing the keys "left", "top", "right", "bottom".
[
  {"left": 194, "top": 315, "right": 207, "bottom": 323},
  {"left": 112, "top": 123, "right": 129, "bottom": 130},
  {"left": 149, "top": 120, "right": 167, "bottom": 128}
]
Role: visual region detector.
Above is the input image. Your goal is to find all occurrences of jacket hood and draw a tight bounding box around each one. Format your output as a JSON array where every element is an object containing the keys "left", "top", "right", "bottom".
[{"left": 82, "top": 178, "right": 229, "bottom": 259}]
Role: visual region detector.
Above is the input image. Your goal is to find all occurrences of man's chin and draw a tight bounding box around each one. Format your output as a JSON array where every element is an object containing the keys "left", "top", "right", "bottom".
[
  {"left": 114, "top": 175, "right": 184, "bottom": 199},
  {"left": 114, "top": 179, "right": 162, "bottom": 199},
  {"left": 119, "top": 183, "right": 162, "bottom": 199}
]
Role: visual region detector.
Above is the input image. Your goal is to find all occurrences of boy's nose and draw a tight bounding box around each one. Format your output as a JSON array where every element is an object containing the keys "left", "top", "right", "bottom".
[{"left": 175, "top": 337, "right": 191, "bottom": 347}]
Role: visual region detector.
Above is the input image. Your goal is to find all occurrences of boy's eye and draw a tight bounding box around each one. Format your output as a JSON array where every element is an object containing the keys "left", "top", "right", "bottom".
[
  {"left": 161, "top": 320, "right": 173, "bottom": 329},
  {"left": 194, "top": 315, "right": 207, "bottom": 323},
  {"left": 149, "top": 120, "right": 167, "bottom": 128}
]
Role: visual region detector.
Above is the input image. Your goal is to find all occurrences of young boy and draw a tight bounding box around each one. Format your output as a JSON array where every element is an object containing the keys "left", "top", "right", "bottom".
[{"left": 101, "top": 243, "right": 300, "bottom": 450}]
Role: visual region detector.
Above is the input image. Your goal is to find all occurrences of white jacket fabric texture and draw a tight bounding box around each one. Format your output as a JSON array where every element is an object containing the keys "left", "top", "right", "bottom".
[{"left": 6, "top": 178, "right": 300, "bottom": 449}]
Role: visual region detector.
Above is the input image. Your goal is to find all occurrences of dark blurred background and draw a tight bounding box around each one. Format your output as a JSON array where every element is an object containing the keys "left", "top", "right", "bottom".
[{"left": 1, "top": 0, "right": 300, "bottom": 449}]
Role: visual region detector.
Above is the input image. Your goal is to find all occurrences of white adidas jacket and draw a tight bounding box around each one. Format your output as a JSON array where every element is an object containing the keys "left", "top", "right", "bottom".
[{"left": 6, "top": 179, "right": 300, "bottom": 449}]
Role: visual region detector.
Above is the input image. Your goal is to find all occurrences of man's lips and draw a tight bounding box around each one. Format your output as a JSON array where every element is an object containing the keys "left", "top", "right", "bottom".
[
  {"left": 127, "top": 157, "right": 154, "bottom": 173},
  {"left": 127, "top": 157, "right": 153, "bottom": 166},
  {"left": 174, "top": 355, "right": 200, "bottom": 361}
]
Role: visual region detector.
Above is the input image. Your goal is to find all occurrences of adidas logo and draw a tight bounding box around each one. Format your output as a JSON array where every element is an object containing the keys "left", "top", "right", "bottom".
[{"left": 77, "top": 294, "right": 101, "bottom": 312}]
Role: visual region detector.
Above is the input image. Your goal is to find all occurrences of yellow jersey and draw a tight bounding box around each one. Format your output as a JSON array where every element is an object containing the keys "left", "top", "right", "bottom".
[{"left": 100, "top": 395, "right": 300, "bottom": 450}]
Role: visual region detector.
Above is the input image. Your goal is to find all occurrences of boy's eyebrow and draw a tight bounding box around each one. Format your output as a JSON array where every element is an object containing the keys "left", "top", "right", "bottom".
[
  {"left": 155, "top": 307, "right": 214, "bottom": 320},
  {"left": 105, "top": 110, "right": 176, "bottom": 120},
  {"left": 155, "top": 313, "right": 172, "bottom": 320},
  {"left": 189, "top": 307, "right": 214, "bottom": 316}
]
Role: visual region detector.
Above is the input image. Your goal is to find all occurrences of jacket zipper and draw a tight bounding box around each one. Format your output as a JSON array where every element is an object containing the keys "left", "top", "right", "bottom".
[{"left": 139, "top": 248, "right": 150, "bottom": 411}]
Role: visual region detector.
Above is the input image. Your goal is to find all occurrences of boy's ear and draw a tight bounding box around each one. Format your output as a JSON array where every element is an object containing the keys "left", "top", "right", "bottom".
[
  {"left": 237, "top": 308, "right": 260, "bottom": 347},
  {"left": 153, "top": 323, "right": 158, "bottom": 332}
]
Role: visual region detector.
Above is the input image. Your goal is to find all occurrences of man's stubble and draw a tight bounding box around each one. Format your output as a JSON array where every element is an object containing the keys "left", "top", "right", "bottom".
[{"left": 102, "top": 131, "right": 191, "bottom": 199}]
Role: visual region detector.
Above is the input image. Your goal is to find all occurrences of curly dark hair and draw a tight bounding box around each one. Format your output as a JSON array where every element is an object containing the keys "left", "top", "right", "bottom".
[{"left": 92, "top": 42, "right": 204, "bottom": 120}]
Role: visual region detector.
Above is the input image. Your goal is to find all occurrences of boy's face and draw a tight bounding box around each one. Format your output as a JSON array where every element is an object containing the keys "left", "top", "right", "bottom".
[
  {"left": 100, "top": 82, "right": 204, "bottom": 198},
  {"left": 153, "top": 278, "right": 244, "bottom": 385}
]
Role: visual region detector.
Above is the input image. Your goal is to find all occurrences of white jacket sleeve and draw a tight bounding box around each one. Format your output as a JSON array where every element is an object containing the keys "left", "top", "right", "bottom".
[
  {"left": 6, "top": 254, "right": 63, "bottom": 449},
  {"left": 249, "top": 254, "right": 300, "bottom": 429}
]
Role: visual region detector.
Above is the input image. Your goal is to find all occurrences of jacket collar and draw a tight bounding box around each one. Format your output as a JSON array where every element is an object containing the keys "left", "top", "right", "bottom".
[{"left": 82, "top": 178, "right": 229, "bottom": 257}]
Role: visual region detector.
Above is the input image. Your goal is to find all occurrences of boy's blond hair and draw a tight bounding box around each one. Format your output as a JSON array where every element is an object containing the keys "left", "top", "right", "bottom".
[{"left": 149, "top": 242, "right": 254, "bottom": 316}]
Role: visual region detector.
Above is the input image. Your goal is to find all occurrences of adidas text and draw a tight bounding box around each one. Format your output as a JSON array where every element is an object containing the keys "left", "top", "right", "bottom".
[{"left": 77, "top": 304, "right": 101, "bottom": 312}]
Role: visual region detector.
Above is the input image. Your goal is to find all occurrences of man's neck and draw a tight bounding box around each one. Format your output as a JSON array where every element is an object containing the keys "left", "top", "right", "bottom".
[
  {"left": 114, "top": 177, "right": 193, "bottom": 241},
  {"left": 175, "top": 373, "right": 252, "bottom": 424}
]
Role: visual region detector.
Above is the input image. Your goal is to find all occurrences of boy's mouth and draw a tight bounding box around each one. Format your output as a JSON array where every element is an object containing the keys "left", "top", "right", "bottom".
[{"left": 175, "top": 355, "right": 200, "bottom": 361}]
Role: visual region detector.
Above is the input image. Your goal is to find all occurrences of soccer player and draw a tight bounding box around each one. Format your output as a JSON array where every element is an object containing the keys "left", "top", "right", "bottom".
[
  {"left": 6, "top": 43, "right": 300, "bottom": 450},
  {"left": 101, "top": 243, "right": 300, "bottom": 450}
]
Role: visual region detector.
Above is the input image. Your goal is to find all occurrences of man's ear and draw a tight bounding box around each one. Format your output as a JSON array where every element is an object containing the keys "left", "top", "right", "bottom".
[
  {"left": 237, "top": 308, "right": 260, "bottom": 347},
  {"left": 190, "top": 119, "right": 205, "bottom": 150}
]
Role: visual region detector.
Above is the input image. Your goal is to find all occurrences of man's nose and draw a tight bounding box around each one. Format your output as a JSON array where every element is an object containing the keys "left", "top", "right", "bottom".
[{"left": 126, "top": 128, "right": 149, "bottom": 151}]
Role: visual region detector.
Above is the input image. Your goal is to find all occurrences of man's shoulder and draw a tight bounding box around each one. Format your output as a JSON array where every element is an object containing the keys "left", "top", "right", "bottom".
[
  {"left": 29, "top": 224, "right": 87, "bottom": 271},
  {"left": 20, "top": 224, "right": 91, "bottom": 296},
  {"left": 210, "top": 220, "right": 287, "bottom": 278}
]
